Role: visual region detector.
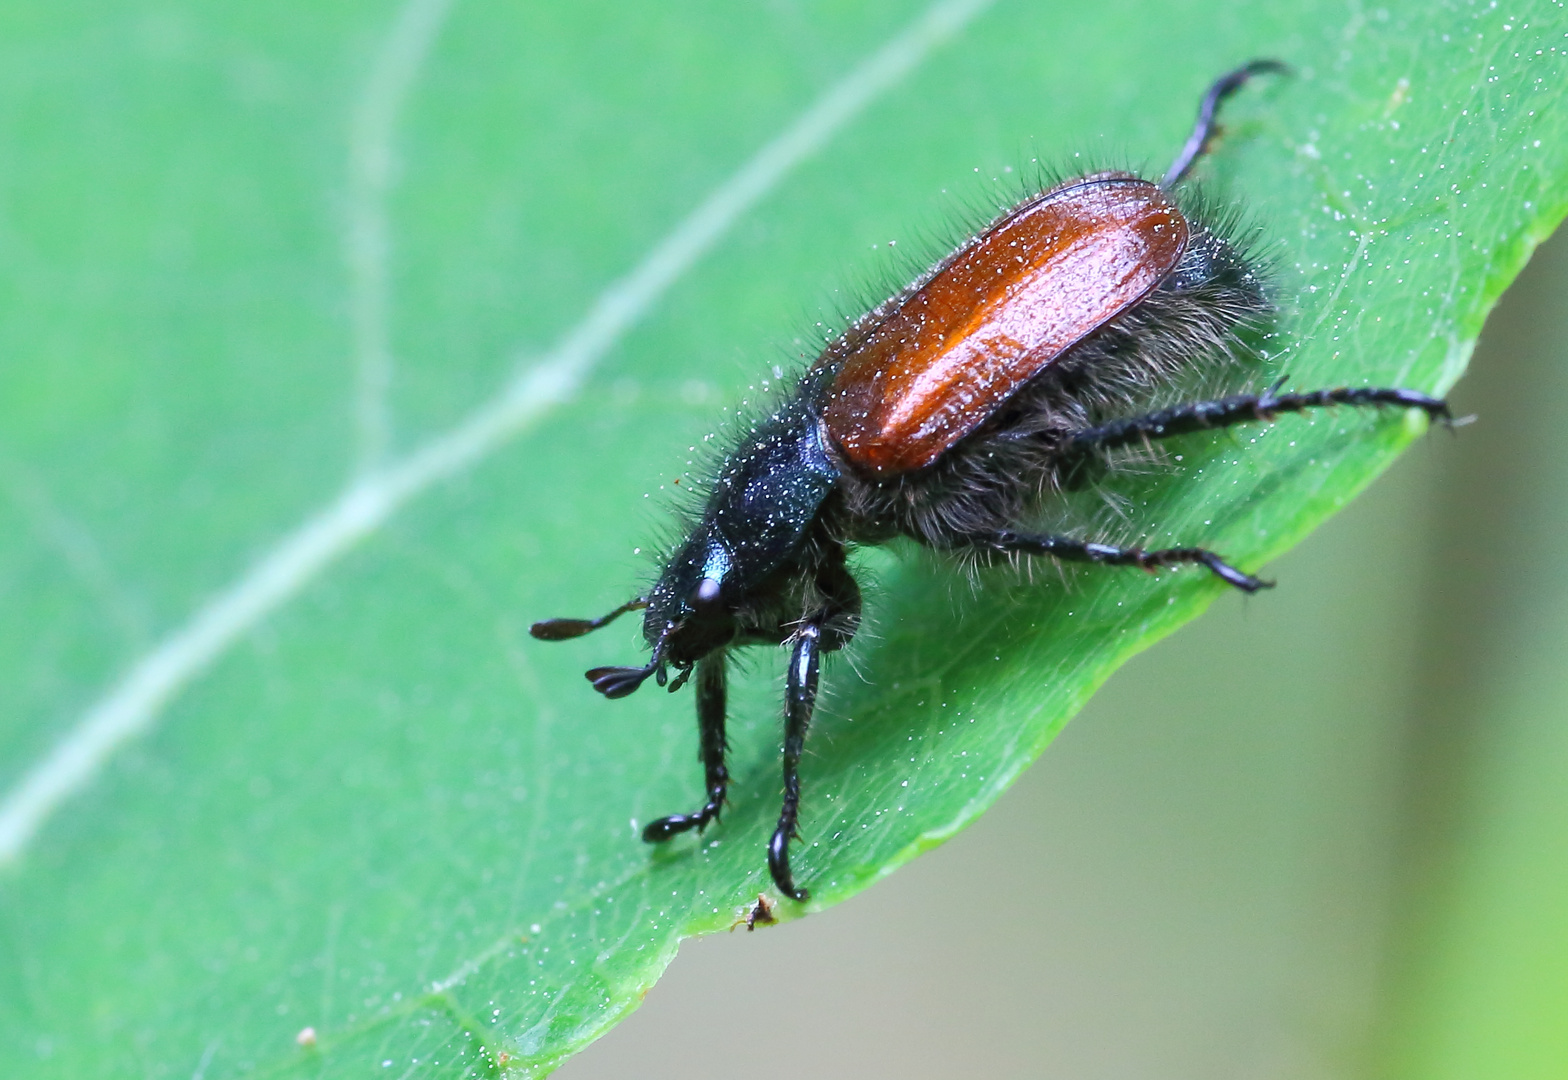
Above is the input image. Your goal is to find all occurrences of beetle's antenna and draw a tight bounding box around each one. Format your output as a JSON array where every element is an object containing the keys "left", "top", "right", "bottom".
[
  {"left": 1161, "top": 59, "right": 1289, "bottom": 190},
  {"left": 585, "top": 662, "right": 659, "bottom": 699},
  {"left": 530, "top": 597, "right": 648, "bottom": 641},
  {"left": 583, "top": 623, "right": 673, "bottom": 699}
]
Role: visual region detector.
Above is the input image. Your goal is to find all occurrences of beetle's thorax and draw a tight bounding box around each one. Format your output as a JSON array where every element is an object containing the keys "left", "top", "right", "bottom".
[{"left": 643, "top": 394, "right": 841, "bottom": 665}]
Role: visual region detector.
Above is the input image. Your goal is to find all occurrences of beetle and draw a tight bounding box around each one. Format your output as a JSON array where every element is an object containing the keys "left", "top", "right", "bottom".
[{"left": 532, "top": 61, "right": 1450, "bottom": 901}]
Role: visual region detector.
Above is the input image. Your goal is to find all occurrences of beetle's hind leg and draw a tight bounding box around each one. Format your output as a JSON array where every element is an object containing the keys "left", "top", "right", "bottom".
[
  {"left": 1026, "top": 388, "right": 1448, "bottom": 586},
  {"left": 1065, "top": 385, "right": 1450, "bottom": 461},
  {"left": 642, "top": 652, "right": 730, "bottom": 842},
  {"left": 1162, "top": 59, "right": 1289, "bottom": 188},
  {"left": 964, "top": 529, "right": 1271, "bottom": 593}
]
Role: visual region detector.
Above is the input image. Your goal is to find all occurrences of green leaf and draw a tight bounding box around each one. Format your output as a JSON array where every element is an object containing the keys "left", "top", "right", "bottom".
[{"left": 0, "top": 0, "right": 1562, "bottom": 1077}]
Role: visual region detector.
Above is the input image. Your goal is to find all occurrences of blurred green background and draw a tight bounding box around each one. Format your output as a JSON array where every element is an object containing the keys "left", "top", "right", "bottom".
[{"left": 565, "top": 229, "right": 1568, "bottom": 1077}]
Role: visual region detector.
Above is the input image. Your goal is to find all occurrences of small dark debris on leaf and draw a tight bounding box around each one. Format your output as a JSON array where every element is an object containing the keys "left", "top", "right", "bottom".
[{"left": 730, "top": 894, "right": 777, "bottom": 932}]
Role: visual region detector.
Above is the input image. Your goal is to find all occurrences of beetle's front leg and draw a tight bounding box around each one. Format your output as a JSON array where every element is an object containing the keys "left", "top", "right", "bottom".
[
  {"left": 768, "top": 619, "right": 827, "bottom": 901},
  {"left": 642, "top": 651, "right": 729, "bottom": 842}
]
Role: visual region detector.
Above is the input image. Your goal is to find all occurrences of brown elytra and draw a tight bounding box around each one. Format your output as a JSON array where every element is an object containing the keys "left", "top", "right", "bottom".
[{"left": 820, "top": 175, "right": 1188, "bottom": 476}]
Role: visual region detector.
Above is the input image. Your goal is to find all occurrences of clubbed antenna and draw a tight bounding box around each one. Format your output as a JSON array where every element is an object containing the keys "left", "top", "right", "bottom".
[
  {"left": 529, "top": 597, "right": 647, "bottom": 641},
  {"left": 585, "top": 663, "right": 659, "bottom": 699}
]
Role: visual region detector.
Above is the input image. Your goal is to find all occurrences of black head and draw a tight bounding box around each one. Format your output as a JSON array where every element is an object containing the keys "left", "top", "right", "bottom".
[
  {"left": 528, "top": 526, "right": 742, "bottom": 699},
  {"left": 640, "top": 524, "right": 740, "bottom": 670},
  {"left": 531, "top": 395, "right": 840, "bottom": 700}
]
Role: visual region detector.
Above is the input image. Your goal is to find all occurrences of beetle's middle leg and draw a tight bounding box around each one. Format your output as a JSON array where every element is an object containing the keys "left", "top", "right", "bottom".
[
  {"left": 642, "top": 651, "right": 729, "bottom": 842},
  {"left": 962, "top": 529, "right": 1270, "bottom": 593}
]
